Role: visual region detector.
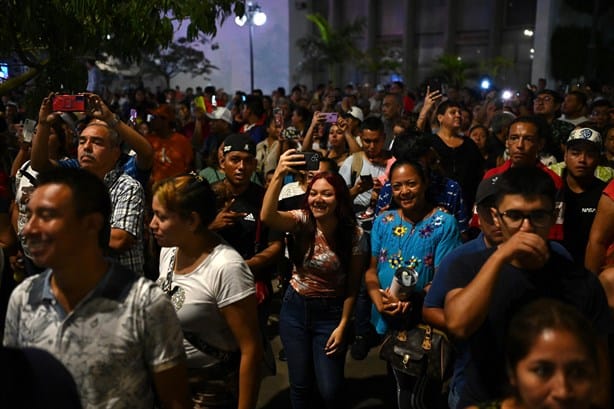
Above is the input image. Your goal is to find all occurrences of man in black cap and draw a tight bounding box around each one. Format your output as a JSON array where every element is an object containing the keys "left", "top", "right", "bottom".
[{"left": 209, "top": 133, "right": 282, "bottom": 326}]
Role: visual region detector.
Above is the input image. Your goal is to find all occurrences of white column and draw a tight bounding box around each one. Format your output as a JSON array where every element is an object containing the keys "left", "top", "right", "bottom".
[{"left": 531, "top": 0, "right": 560, "bottom": 86}]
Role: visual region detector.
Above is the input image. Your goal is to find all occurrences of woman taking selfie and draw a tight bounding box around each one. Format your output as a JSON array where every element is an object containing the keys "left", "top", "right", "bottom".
[
  {"left": 302, "top": 112, "right": 361, "bottom": 167},
  {"left": 261, "top": 150, "right": 368, "bottom": 409},
  {"left": 150, "top": 175, "right": 262, "bottom": 409},
  {"left": 365, "top": 159, "right": 461, "bottom": 409},
  {"left": 469, "top": 298, "right": 600, "bottom": 409}
]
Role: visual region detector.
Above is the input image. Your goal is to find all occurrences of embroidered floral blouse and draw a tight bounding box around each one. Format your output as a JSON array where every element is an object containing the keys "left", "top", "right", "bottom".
[{"left": 370, "top": 208, "right": 461, "bottom": 334}]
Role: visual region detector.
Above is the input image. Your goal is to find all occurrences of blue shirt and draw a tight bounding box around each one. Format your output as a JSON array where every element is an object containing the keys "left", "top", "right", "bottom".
[
  {"left": 370, "top": 209, "right": 461, "bottom": 334},
  {"left": 425, "top": 235, "right": 574, "bottom": 398}
]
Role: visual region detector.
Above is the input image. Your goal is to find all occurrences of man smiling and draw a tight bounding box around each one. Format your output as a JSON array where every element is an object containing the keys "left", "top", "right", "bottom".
[{"left": 3, "top": 167, "right": 190, "bottom": 409}]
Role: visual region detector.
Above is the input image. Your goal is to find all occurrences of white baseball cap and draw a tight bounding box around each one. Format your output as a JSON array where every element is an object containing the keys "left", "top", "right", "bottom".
[
  {"left": 345, "top": 106, "right": 364, "bottom": 122},
  {"left": 566, "top": 127, "right": 602, "bottom": 150},
  {"left": 206, "top": 107, "right": 232, "bottom": 125}
]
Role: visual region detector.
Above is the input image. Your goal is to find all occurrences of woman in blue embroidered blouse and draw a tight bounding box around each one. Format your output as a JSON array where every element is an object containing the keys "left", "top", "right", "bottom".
[{"left": 365, "top": 159, "right": 461, "bottom": 409}]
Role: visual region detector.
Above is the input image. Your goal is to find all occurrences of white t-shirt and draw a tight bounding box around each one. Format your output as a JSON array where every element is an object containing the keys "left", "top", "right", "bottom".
[
  {"left": 279, "top": 181, "right": 305, "bottom": 201},
  {"left": 157, "top": 244, "right": 255, "bottom": 369},
  {"left": 339, "top": 153, "right": 387, "bottom": 208}
]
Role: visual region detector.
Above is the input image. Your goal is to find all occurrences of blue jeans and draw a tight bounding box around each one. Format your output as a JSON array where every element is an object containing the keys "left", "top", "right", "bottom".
[{"left": 279, "top": 286, "right": 347, "bottom": 409}]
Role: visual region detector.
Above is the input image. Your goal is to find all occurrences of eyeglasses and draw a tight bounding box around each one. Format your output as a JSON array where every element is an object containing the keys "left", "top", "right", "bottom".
[{"left": 495, "top": 209, "right": 553, "bottom": 228}]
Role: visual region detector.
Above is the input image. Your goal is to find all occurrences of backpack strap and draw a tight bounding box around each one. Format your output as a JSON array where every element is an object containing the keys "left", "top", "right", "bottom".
[{"left": 350, "top": 151, "right": 364, "bottom": 186}]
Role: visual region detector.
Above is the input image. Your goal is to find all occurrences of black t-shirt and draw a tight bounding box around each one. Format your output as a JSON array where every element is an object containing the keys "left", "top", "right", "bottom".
[
  {"left": 430, "top": 134, "right": 484, "bottom": 213},
  {"left": 560, "top": 174, "right": 606, "bottom": 266},
  {"left": 211, "top": 181, "right": 283, "bottom": 263},
  {"left": 446, "top": 246, "right": 614, "bottom": 407}
]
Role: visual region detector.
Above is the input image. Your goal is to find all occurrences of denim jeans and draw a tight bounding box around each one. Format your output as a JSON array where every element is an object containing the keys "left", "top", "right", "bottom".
[{"left": 279, "top": 286, "right": 347, "bottom": 409}]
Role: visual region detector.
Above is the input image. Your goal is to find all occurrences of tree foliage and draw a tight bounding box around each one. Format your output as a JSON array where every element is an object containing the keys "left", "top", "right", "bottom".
[
  {"left": 0, "top": 0, "right": 243, "bottom": 94},
  {"left": 432, "top": 54, "right": 477, "bottom": 88},
  {"left": 296, "top": 13, "right": 365, "bottom": 85},
  {"left": 358, "top": 47, "right": 403, "bottom": 79},
  {"left": 138, "top": 38, "right": 217, "bottom": 88}
]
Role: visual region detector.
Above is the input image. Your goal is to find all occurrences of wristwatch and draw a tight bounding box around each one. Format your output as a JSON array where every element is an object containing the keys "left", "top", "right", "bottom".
[{"left": 107, "top": 114, "right": 121, "bottom": 128}]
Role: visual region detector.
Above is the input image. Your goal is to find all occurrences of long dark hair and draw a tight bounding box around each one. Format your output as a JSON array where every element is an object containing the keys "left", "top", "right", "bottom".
[{"left": 291, "top": 171, "right": 357, "bottom": 272}]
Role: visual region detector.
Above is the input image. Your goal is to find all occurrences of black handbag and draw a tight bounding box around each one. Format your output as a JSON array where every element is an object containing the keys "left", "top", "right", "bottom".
[{"left": 379, "top": 323, "right": 453, "bottom": 381}]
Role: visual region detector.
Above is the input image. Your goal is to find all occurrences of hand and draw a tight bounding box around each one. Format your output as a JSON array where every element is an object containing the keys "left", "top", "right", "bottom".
[
  {"left": 38, "top": 93, "right": 57, "bottom": 124},
  {"left": 325, "top": 325, "right": 345, "bottom": 356},
  {"left": 378, "top": 288, "right": 411, "bottom": 317},
  {"left": 84, "top": 93, "right": 113, "bottom": 123},
  {"left": 421, "top": 86, "right": 442, "bottom": 114},
  {"left": 496, "top": 231, "right": 550, "bottom": 269},
  {"left": 314, "top": 111, "right": 326, "bottom": 123},
  {"left": 275, "top": 149, "right": 304, "bottom": 176},
  {"left": 337, "top": 117, "right": 349, "bottom": 133},
  {"left": 372, "top": 178, "right": 383, "bottom": 195},
  {"left": 208, "top": 198, "right": 247, "bottom": 231}
]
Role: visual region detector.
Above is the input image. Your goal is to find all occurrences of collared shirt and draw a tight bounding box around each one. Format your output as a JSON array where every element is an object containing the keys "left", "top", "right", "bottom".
[
  {"left": 105, "top": 168, "right": 145, "bottom": 275},
  {"left": 58, "top": 160, "right": 145, "bottom": 274},
  {"left": 3, "top": 263, "right": 185, "bottom": 409}
]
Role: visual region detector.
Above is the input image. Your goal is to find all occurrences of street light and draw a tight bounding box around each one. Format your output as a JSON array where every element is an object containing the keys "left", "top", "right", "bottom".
[{"left": 235, "top": 2, "right": 267, "bottom": 92}]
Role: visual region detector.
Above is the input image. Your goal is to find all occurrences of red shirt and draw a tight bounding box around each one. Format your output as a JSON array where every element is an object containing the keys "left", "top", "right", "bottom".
[
  {"left": 473, "top": 160, "right": 564, "bottom": 240},
  {"left": 146, "top": 132, "right": 194, "bottom": 183}
]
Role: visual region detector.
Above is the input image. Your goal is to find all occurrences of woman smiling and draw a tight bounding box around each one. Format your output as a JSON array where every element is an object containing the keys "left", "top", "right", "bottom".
[
  {"left": 365, "top": 159, "right": 461, "bottom": 409},
  {"left": 261, "top": 149, "right": 368, "bottom": 408}
]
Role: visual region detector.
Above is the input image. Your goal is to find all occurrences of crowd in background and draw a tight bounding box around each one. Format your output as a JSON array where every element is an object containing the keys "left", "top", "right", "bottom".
[{"left": 0, "top": 75, "right": 614, "bottom": 409}]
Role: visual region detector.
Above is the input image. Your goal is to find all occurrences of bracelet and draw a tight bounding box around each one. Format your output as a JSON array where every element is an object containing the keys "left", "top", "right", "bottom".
[{"left": 107, "top": 114, "right": 120, "bottom": 128}]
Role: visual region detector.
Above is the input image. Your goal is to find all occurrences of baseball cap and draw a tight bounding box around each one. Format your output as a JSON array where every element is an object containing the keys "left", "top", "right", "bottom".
[
  {"left": 344, "top": 106, "right": 364, "bottom": 122},
  {"left": 566, "top": 127, "right": 602, "bottom": 150},
  {"left": 222, "top": 133, "right": 256, "bottom": 156},
  {"left": 148, "top": 104, "right": 175, "bottom": 122},
  {"left": 475, "top": 175, "right": 500, "bottom": 206},
  {"left": 206, "top": 107, "right": 232, "bottom": 125}
]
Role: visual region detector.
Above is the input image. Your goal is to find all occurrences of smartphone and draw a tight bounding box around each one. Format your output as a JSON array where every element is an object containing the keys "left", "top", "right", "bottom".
[
  {"left": 129, "top": 109, "right": 137, "bottom": 125},
  {"left": 273, "top": 108, "right": 283, "bottom": 127},
  {"left": 146, "top": 114, "right": 155, "bottom": 122},
  {"left": 23, "top": 119, "right": 36, "bottom": 143},
  {"left": 360, "top": 174, "right": 374, "bottom": 189},
  {"left": 323, "top": 112, "right": 338, "bottom": 123},
  {"left": 297, "top": 152, "right": 321, "bottom": 171},
  {"left": 52, "top": 94, "right": 86, "bottom": 112},
  {"left": 211, "top": 95, "right": 217, "bottom": 107}
]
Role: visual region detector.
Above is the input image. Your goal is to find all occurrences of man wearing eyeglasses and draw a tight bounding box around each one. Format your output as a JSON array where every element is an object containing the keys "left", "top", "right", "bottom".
[
  {"left": 532, "top": 89, "right": 575, "bottom": 161},
  {"left": 443, "top": 167, "right": 613, "bottom": 408}
]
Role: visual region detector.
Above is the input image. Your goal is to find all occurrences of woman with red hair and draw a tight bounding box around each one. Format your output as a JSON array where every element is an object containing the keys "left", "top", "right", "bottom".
[{"left": 261, "top": 150, "right": 368, "bottom": 409}]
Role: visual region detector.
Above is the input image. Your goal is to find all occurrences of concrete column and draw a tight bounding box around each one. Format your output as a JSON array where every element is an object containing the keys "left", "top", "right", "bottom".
[
  {"left": 402, "top": 0, "right": 418, "bottom": 88},
  {"left": 366, "top": 0, "right": 378, "bottom": 86},
  {"left": 443, "top": 0, "right": 458, "bottom": 55},
  {"left": 531, "top": 0, "right": 560, "bottom": 86},
  {"left": 487, "top": 0, "right": 505, "bottom": 59}
]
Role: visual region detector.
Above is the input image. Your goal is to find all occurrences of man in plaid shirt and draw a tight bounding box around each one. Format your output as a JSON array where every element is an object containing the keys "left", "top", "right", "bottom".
[{"left": 31, "top": 94, "right": 145, "bottom": 274}]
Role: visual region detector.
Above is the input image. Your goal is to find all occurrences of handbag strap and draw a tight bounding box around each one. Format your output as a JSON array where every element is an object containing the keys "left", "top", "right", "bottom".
[
  {"left": 160, "top": 248, "right": 240, "bottom": 364},
  {"left": 421, "top": 325, "right": 432, "bottom": 351}
]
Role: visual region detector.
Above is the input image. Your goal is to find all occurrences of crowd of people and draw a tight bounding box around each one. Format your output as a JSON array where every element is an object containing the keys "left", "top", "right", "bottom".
[{"left": 0, "top": 77, "right": 614, "bottom": 409}]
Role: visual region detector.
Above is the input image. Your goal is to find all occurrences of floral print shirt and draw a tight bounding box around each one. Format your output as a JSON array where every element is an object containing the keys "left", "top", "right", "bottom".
[{"left": 371, "top": 209, "right": 461, "bottom": 334}]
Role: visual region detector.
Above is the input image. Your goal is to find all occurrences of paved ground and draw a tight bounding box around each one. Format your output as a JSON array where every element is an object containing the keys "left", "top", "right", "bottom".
[{"left": 256, "top": 291, "right": 396, "bottom": 409}]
